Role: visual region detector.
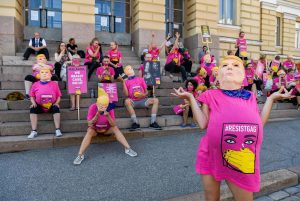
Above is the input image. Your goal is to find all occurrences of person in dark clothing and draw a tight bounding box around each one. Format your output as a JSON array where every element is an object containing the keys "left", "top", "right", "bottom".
[
  {"left": 23, "top": 32, "right": 50, "bottom": 60},
  {"left": 67, "top": 38, "right": 85, "bottom": 58}
]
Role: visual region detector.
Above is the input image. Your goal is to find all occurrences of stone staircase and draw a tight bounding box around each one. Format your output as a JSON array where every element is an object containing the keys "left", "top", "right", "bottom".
[{"left": 0, "top": 44, "right": 299, "bottom": 153}]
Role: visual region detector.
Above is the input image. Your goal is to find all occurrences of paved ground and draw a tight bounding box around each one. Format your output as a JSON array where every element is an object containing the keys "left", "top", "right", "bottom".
[
  {"left": 255, "top": 183, "right": 300, "bottom": 201},
  {"left": 0, "top": 119, "right": 300, "bottom": 201}
]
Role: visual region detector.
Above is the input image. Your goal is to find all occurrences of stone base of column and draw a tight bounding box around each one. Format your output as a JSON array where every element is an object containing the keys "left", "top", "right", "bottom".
[
  {"left": 62, "top": 22, "right": 95, "bottom": 50},
  {"left": 0, "top": 16, "right": 23, "bottom": 57},
  {"left": 184, "top": 33, "right": 220, "bottom": 64},
  {"left": 132, "top": 28, "right": 166, "bottom": 58}
]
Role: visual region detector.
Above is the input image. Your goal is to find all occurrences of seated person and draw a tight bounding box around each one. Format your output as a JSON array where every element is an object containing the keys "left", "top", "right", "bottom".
[
  {"left": 84, "top": 38, "right": 101, "bottom": 80},
  {"left": 67, "top": 38, "right": 85, "bottom": 58},
  {"left": 164, "top": 32, "right": 187, "bottom": 82},
  {"left": 138, "top": 53, "right": 152, "bottom": 78},
  {"left": 27, "top": 66, "right": 62, "bottom": 139},
  {"left": 271, "top": 70, "right": 291, "bottom": 94},
  {"left": 24, "top": 54, "right": 58, "bottom": 100},
  {"left": 23, "top": 32, "right": 49, "bottom": 60},
  {"left": 73, "top": 89, "right": 137, "bottom": 165},
  {"left": 179, "top": 47, "right": 193, "bottom": 76},
  {"left": 54, "top": 42, "right": 73, "bottom": 80},
  {"left": 283, "top": 55, "right": 295, "bottom": 71},
  {"left": 106, "top": 41, "right": 124, "bottom": 81},
  {"left": 244, "top": 63, "right": 256, "bottom": 93},
  {"left": 200, "top": 53, "right": 217, "bottom": 87},
  {"left": 193, "top": 67, "right": 208, "bottom": 89},
  {"left": 209, "top": 66, "right": 219, "bottom": 89},
  {"left": 269, "top": 55, "right": 282, "bottom": 75},
  {"left": 96, "top": 56, "right": 115, "bottom": 83},
  {"left": 122, "top": 65, "right": 162, "bottom": 131}
]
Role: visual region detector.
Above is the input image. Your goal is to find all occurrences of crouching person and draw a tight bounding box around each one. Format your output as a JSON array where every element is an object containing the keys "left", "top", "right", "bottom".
[
  {"left": 122, "top": 65, "right": 162, "bottom": 131},
  {"left": 28, "top": 67, "right": 62, "bottom": 139},
  {"left": 73, "top": 89, "right": 137, "bottom": 165}
]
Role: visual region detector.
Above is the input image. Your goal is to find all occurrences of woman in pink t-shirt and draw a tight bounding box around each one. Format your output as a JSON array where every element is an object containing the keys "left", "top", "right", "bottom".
[
  {"left": 148, "top": 32, "right": 168, "bottom": 62},
  {"left": 106, "top": 41, "right": 124, "bottom": 81},
  {"left": 73, "top": 92, "right": 137, "bottom": 165},
  {"left": 282, "top": 55, "right": 295, "bottom": 71},
  {"left": 244, "top": 63, "right": 255, "bottom": 93},
  {"left": 84, "top": 38, "right": 102, "bottom": 80},
  {"left": 235, "top": 31, "right": 248, "bottom": 60},
  {"left": 172, "top": 55, "right": 294, "bottom": 200}
]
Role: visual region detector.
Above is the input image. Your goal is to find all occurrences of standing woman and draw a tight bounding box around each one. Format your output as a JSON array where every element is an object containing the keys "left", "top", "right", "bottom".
[
  {"left": 54, "top": 42, "right": 72, "bottom": 80},
  {"left": 235, "top": 31, "right": 248, "bottom": 60},
  {"left": 172, "top": 55, "right": 293, "bottom": 201},
  {"left": 84, "top": 38, "right": 102, "bottom": 80}
]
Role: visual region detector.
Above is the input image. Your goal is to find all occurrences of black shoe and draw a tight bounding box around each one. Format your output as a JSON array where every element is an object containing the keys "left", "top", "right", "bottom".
[
  {"left": 149, "top": 122, "right": 162, "bottom": 130},
  {"left": 25, "top": 94, "right": 30, "bottom": 100},
  {"left": 129, "top": 123, "right": 140, "bottom": 131}
]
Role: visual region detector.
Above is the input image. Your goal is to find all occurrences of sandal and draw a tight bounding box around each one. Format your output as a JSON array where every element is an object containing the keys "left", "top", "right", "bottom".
[{"left": 69, "top": 107, "right": 76, "bottom": 111}]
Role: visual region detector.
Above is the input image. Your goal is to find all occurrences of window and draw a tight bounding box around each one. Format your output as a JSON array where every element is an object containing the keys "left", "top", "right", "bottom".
[
  {"left": 219, "top": 0, "right": 235, "bottom": 25},
  {"left": 275, "top": 17, "right": 281, "bottom": 46},
  {"left": 295, "top": 22, "right": 300, "bottom": 49},
  {"left": 165, "top": 0, "right": 183, "bottom": 36}
]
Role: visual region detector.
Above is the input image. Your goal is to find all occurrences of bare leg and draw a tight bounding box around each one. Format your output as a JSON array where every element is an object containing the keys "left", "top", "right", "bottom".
[
  {"left": 53, "top": 113, "right": 60, "bottom": 129},
  {"left": 30, "top": 114, "right": 38, "bottom": 130},
  {"left": 202, "top": 175, "right": 221, "bottom": 201},
  {"left": 70, "top": 95, "right": 75, "bottom": 109},
  {"left": 150, "top": 98, "right": 159, "bottom": 114},
  {"left": 226, "top": 181, "right": 253, "bottom": 201},
  {"left": 109, "top": 126, "right": 130, "bottom": 148},
  {"left": 183, "top": 106, "right": 189, "bottom": 125},
  {"left": 78, "top": 128, "right": 97, "bottom": 155},
  {"left": 124, "top": 98, "right": 136, "bottom": 116}
]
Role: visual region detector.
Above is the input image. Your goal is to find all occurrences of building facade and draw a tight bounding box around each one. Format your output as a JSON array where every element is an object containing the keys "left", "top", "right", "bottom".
[{"left": 0, "top": 0, "right": 300, "bottom": 62}]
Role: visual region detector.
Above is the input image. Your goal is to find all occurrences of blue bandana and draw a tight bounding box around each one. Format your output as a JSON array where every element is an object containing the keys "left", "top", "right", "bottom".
[
  {"left": 221, "top": 89, "right": 251, "bottom": 100},
  {"left": 128, "top": 76, "right": 136, "bottom": 80},
  {"left": 40, "top": 81, "right": 50, "bottom": 85}
]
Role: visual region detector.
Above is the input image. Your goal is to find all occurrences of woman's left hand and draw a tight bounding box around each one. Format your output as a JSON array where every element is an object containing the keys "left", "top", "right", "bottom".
[
  {"left": 269, "top": 86, "right": 295, "bottom": 101},
  {"left": 171, "top": 87, "right": 193, "bottom": 100}
]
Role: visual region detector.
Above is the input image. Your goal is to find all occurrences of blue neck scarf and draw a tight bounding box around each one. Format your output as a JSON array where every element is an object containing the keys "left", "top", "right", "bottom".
[
  {"left": 128, "top": 76, "right": 135, "bottom": 80},
  {"left": 221, "top": 88, "right": 251, "bottom": 100},
  {"left": 40, "top": 81, "right": 50, "bottom": 85}
]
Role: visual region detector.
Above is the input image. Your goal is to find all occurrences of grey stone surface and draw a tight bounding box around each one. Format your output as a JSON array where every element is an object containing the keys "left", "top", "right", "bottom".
[
  {"left": 254, "top": 196, "right": 274, "bottom": 201},
  {"left": 285, "top": 187, "right": 300, "bottom": 195},
  {"left": 281, "top": 196, "right": 300, "bottom": 201},
  {"left": 268, "top": 191, "right": 290, "bottom": 200},
  {"left": 0, "top": 120, "right": 300, "bottom": 201},
  {"left": 0, "top": 100, "right": 8, "bottom": 110}
]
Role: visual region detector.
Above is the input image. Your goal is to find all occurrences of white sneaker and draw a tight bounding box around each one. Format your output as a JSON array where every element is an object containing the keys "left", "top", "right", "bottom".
[
  {"left": 73, "top": 155, "right": 85, "bottom": 165},
  {"left": 55, "top": 129, "right": 63, "bottom": 137},
  {"left": 28, "top": 130, "right": 37, "bottom": 139},
  {"left": 125, "top": 148, "right": 138, "bottom": 157}
]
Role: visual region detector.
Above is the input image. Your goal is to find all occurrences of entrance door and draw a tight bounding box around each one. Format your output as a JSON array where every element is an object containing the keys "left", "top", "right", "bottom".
[
  {"left": 95, "top": 0, "right": 131, "bottom": 45},
  {"left": 24, "top": 0, "right": 62, "bottom": 41},
  {"left": 165, "top": 0, "right": 183, "bottom": 37}
]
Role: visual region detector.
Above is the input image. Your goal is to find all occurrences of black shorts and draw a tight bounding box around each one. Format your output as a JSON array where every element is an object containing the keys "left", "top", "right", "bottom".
[{"left": 30, "top": 104, "right": 60, "bottom": 114}]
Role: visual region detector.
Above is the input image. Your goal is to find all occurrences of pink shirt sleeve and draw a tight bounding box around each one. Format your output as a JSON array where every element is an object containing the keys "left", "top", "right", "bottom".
[
  {"left": 29, "top": 82, "right": 37, "bottom": 97},
  {"left": 109, "top": 67, "right": 115, "bottom": 76},
  {"left": 53, "top": 82, "right": 62, "bottom": 97},
  {"left": 197, "top": 90, "right": 211, "bottom": 106},
  {"left": 96, "top": 67, "right": 102, "bottom": 76}
]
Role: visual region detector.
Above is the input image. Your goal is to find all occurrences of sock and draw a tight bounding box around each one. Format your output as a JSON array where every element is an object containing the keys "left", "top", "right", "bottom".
[
  {"left": 32, "top": 129, "right": 37, "bottom": 132},
  {"left": 131, "top": 115, "right": 138, "bottom": 124},
  {"left": 56, "top": 128, "right": 60, "bottom": 130},
  {"left": 24, "top": 81, "right": 32, "bottom": 95},
  {"left": 151, "top": 114, "right": 157, "bottom": 124}
]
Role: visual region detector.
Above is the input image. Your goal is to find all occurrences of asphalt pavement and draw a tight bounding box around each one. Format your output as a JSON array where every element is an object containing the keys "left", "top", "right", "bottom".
[{"left": 0, "top": 119, "right": 300, "bottom": 201}]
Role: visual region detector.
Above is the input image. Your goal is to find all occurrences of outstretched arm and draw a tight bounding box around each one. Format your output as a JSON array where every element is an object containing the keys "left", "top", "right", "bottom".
[
  {"left": 261, "top": 87, "right": 294, "bottom": 125},
  {"left": 172, "top": 87, "right": 209, "bottom": 130}
]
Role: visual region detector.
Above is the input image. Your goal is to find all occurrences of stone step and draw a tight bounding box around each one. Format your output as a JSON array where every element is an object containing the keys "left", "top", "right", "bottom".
[
  {"left": 0, "top": 115, "right": 185, "bottom": 136},
  {"left": 0, "top": 126, "right": 200, "bottom": 153},
  {"left": 5, "top": 97, "right": 182, "bottom": 110},
  {"left": 2, "top": 56, "right": 141, "bottom": 66},
  {"left": 0, "top": 106, "right": 175, "bottom": 122},
  {"left": 0, "top": 87, "right": 175, "bottom": 99}
]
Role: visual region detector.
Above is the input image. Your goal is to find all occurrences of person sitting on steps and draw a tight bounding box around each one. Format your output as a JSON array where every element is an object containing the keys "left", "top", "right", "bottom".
[
  {"left": 122, "top": 65, "right": 162, "bottom": 131},
  {"left": 23, "top": 32, "right": 50, "bottom": 60}
]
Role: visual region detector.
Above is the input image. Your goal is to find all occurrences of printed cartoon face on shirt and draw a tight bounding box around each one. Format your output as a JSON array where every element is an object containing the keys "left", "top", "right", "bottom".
[
  {"left": 40, "top": 94, "right": 53, "bottom": 109},
  {"left": 132, "top": 85, "right": 144, "bottom": 98},
  {"left": 221, "top": 123, "right": 259, "bottom": 174}
]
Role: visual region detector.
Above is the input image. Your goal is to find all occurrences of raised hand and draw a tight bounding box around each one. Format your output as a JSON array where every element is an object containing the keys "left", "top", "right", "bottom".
[
  {"left": 175, "top": 32, "right": 180, "bottom": 39},
  {"left": 269, "top": 86, "right": 295, "bottom": 101},
  {"left": 171, "top": 87, "right": 192, "bottom": 100}
]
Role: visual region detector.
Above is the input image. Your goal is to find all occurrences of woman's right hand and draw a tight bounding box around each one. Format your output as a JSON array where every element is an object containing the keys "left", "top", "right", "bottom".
[{"left": 171, "top": 87, "right": 193, "bottom": 100}]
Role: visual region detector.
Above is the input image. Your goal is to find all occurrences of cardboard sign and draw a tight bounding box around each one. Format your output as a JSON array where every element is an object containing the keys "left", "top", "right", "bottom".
[
  {"left": 98, "top": 83, "right": 118, "bottom": 102},
  {"left": 238, "top": 39, "right": 247, "bottom": 58},
  {"left": 143, "top": 61, "right": 161, "bottom": 86},
  {"left": 201, "top": 25, "right": 212, "bottom": 43},
  {"left": 67, "top": 66, "right": 87, "bottom": 94}
]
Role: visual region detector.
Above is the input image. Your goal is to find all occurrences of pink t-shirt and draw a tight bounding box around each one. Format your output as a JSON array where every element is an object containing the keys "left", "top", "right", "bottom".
[
  {"left": 245, "top": 68, "right": 255, "bottom": 84},
  {"left": 193, "top": 75, "right": 205, "bottom": 86},
  {"left": 196, "top": 89, "right": 263, "bottom": 192},
  {"left": 272, "top": 77, "right": 290, "bottom": 91},
  {"left": 96, "top": 66, "right": 115, "bottom": 82},
  {"left": 283, "top": 60, "right": 294, "bottom": 70},
  {"left": 29, "top": 81, "right": 62, "bottom": 112},
  {"left": 84, "top": 46, "right": 101, "bottom": 64},
  {"left": 166, "top": 51, "right": 182, "bottom": 65},
  {"left": 255, "top": 60, "right": 266, "bottom": 79},
  {"left": 125, "top": 77, "right": 147, "bottom": 101},
  {"left": 87, "top": 103, "right": 115, "bottom": 132},
  {"left": 148, "top": 48, "right": 160, "bottom": 61},
  {"left": 201, "top": 63, "right": 216, "bottom": 76},
  {"left": 138, "top": 64, "right": 145, "bottom": 77},
  {"left": 106, "top": 49, "right": 122, "bottom": 66}
]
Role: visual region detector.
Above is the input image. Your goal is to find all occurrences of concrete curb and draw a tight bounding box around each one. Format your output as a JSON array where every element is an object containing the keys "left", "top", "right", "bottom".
[{"left": 165, "top": 168, "right": 299, "bottom": 201}]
